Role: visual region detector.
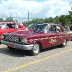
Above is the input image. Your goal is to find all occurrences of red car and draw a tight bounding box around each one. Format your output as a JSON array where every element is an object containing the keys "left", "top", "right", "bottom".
[
  {"left": 0, "top": 22, "right": 26, "bottom": 41},
  {"left": 1, "top": 23, "right": 68, "bottom": 55}
]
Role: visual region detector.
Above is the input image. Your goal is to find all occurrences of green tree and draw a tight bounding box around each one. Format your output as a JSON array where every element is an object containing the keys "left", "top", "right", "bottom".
[
  {"left": 59, "top": 15, "right": 66, "bottom": 26},
  {"left": 5, "top": 17, "right": 14, "bottom": 22},
  {"left": 69, "top": 10, "right": 72, "bottom": 24},
  {"left": 54, "top": 16, "right": 60, "bottom": 24},
  {"left": 31, "top": 19, "right": 44, "bottom": 24},
  {"left": 44, "top": 18, "right": 49, "bottom": 23},
  {"left": 47, "top": 17, "right": 54, "bottom": 23},
  {"left": 0, "top": 18, "right": 4, "bottom": 22},
  {"left": 59, "top": 15, "right": 71, "bottom": 26},
  {"left": 65, "top": 15, "right": 71, "bottom": 26},
  {"left": 22, "top": 21, "right": 29, "bottom": 27}
]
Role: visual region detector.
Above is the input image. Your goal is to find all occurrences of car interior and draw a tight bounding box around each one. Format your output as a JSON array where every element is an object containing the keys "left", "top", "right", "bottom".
[{"left": 6, "top": 24, "right": 17, "bottom": 28}]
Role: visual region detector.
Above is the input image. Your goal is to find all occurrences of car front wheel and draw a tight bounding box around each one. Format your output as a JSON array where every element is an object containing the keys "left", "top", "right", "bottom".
[{"left": 30, "top": 43, "right": 40, "bottom": 56}]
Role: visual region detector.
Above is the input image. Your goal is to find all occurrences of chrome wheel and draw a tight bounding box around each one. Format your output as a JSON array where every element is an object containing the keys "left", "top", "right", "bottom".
[{"left": 30, "top": 43, "right": 40, "bottom": 55}]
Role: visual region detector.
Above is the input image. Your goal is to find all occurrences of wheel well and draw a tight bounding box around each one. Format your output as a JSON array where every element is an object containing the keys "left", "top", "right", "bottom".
[{"left": 36, "top": 41, "right": 42, "bottom": 50}]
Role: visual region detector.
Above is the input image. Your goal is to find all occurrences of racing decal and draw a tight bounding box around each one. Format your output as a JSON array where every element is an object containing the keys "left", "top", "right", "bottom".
[
  {"left": 29, "top": 36, "right": 57, "bottom": 43},
  {"left": 59, "top": 36, "right": 62, "bottom": 38},
  {"left": 29, "top": 37, "right": 48, "bottom": 42},
  {"left": 49, "top": 38, "right": 57, "bottom": 44}
]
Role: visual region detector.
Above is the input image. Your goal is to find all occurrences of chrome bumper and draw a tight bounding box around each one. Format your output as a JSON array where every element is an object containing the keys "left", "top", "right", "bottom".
[{"left": 1, "top": 40, "right": 33, "bottom": 50}]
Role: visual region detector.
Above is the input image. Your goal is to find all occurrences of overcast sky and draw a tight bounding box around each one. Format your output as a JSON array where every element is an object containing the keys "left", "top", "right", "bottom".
[{"left": 0, "top": 0, "right": 72, "bottom": 22}]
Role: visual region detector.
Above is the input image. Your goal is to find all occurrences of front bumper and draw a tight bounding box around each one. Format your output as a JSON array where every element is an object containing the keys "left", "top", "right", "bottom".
[{"left": 1, "top": 40, "right": 33, "bottom": 50}]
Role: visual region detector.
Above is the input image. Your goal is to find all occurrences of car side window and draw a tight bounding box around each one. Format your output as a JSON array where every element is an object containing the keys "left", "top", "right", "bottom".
[
  {"left": 56, "top": 26, "right": 61, "bottom": 32},
  {"left": 44, "top": 26, "right": 48, "bottom": 33},
  {"left": 6, "top": 24, "right": 16, "bottom": 28},
  {"left": 2, "top": 24, "right": 8, "bottom": 29},
  {"left": 5, "top": 25, "right": 9, "bottom": 29},
  {"left": 49, "top": 26, "right": 56, "bottom": 32},
  {"left": 18, "top": 24, "right": 22, "bottom": 28}
]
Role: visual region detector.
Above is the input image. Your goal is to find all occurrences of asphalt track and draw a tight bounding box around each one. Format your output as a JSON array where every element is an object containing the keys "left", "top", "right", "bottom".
[{"left": 0, "top": 41, "right": 72, "bottom": 72}]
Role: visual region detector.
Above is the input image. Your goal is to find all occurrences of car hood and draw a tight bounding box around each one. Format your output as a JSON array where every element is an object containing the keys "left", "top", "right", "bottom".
[
  {"left": 5, "top": 30, "right": 33, "bottom": 37},
  {"left": 4, "top": 30, "right": 44, "bottom": 38}
]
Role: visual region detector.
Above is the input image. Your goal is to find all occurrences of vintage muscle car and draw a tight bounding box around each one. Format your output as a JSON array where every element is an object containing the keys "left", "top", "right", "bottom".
[
  {"left": 1, "top": 23, "right": 68, "bottom": 55},
  {"left": 0, "top": 22, "right": 26, "bottom": 42}
]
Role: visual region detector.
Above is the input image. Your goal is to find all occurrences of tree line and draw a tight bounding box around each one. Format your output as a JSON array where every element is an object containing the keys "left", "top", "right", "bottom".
[
  {"left": 22, "top": 11, "right": 72, "bottom": 27},
  {"left": 0, "top": 17, "right": 18, "bottom": 22},
  {"left": 0, "top": 11, "right": 72, "bottom": 28},
  {"left": 22, "top": 14, "right": 72, "bottom": 27}
]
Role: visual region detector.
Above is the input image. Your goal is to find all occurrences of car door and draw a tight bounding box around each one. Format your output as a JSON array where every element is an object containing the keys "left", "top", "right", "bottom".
[
  {"left": 55, "top": 25, "right": 64, "bottom": 44},
  {"left": 47, "top": 25, "right": 59, "bottom": 47},
  {"left": 41, "top": 25, "right": 59, "bottom": 48}
]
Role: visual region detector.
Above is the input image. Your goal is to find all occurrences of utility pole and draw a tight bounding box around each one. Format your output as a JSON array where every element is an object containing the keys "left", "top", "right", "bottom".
[{"left": 28, "top": 11, "right": 29, "bottom": 22}]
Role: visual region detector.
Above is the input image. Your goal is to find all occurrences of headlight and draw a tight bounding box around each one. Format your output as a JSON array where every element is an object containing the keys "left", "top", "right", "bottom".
[{"left": 21, "top": 38, "right": 27, "bottom": 44}]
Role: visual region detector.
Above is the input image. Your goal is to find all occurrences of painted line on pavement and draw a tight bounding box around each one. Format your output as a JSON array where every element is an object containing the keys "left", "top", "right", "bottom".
[{"left": 3, "top": 49, "right": 72, "bottom": 72}]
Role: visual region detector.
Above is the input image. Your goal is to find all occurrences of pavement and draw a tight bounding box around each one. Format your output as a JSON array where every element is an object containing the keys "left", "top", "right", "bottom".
[{"left": 0, "top": 41, "right": 72, "bottom": 72}]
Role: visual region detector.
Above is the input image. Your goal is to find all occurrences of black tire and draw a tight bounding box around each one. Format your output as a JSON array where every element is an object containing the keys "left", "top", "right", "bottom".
[
  {"left": 61, "top": 39, "right": 67, "bottom": 47},
  {"left": 8, "top": 46, "right": 15, "bottom": 50},
  {"left": 30, "top": 43, "right": 40, "bottom": 56},
  {"left": 0, "top": 41, "right": 2, "bottom": 44}
]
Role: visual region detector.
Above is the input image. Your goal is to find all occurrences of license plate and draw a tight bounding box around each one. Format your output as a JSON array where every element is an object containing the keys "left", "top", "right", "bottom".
[{"left": 8, "top": 44, "right": 14, "bottom": 48}]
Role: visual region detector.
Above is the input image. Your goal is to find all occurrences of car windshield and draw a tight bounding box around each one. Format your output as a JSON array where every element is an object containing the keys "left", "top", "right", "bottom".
[
  {"left": 0, "top": 24, "right": 6, "bottom": 29},
  {"left": 28, "top": 24, "right": 47, "bottom": 32}
]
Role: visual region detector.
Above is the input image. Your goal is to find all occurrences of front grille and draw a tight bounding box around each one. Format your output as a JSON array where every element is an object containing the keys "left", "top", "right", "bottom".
[{"left": 4, "top": 35, "right": 19, "bottom": 43}]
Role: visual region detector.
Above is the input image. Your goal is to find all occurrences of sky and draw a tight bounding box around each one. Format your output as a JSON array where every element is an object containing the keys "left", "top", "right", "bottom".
[{"left": 0, "top": 0, "right": 72, "bottom": 22}]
